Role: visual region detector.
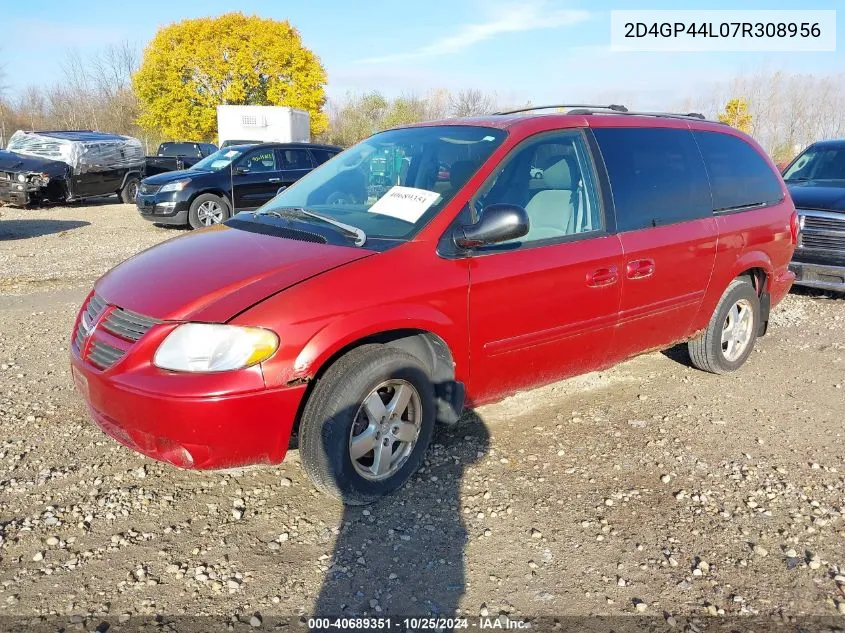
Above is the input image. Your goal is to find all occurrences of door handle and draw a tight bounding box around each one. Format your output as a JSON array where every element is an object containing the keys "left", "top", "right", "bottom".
[
  {"left": 587, "top": 265, "right": 619, "bottom": 288},
  {"left": 268, "top": 178, "right": 281, "bottom": 183},
  {"left": 626, "top": 259, "right": 656, "bottom": 279}
]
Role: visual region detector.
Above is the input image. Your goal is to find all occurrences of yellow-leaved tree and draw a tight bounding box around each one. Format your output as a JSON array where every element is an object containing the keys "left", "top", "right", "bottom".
[
  {"left": 133, "top": 13, "right": 327, "bottom": 141},
  {"left": 718, "top": 98, "right": 753, "bottom": 133}
]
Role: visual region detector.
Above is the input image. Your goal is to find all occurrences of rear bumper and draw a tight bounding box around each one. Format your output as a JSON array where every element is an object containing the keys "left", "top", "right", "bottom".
[
  {"left": 70, "top": 353, "right": 306, "bottom": 469},
  {"left": 789, "top": 260, "right": 845, "bottom": 293}
]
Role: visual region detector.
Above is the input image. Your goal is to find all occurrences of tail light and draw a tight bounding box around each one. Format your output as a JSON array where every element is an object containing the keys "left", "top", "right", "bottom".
[{"left": 790, "top": 211, "right": 800, "bottom": 246}]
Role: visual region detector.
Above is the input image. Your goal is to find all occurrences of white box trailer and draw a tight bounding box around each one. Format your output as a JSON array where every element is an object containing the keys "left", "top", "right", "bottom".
[{"left": 216, "top": 105, "right": 311, "bottom": 146}]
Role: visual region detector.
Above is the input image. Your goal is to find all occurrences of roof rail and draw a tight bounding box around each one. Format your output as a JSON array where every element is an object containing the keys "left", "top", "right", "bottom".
[
  {"left": 569, "top": 109, "right": 718, "bottom": 123},
  {"left": 493, "top": 104, "right": 629, "bottom": 115}
]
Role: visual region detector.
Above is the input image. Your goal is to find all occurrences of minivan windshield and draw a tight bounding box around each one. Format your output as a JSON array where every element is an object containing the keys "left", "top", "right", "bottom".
[
  {"left": 251, "top": 125, "right": 507, "bottom": 241},
  {"left": 783, "top": 146, "right": 845, "bottom": 181},
  {"left": 190, "top": 148, "right": 244, "bottom": 172}
]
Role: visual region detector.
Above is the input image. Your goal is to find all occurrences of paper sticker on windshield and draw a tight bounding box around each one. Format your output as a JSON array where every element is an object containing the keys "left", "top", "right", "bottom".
[
  {"left": 224, "top": 150, "right": 239, "bottom": 158},
  {"left": 368, "top": 186, "right": 441, "bottom": 223}
]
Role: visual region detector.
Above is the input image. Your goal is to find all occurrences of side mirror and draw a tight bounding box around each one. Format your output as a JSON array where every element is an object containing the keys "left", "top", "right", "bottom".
[
  {"left": 276, "top": 186, "right": 287, "bottom": 196},
  {"left": 453, "top": 203, "right": 529, "bottom": 249},
  {"left": 234, "top": 165, "right": 249, "bottom": 175}
]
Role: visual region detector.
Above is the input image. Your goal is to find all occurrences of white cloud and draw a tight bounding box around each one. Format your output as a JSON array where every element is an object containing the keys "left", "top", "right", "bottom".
[{"left": 357, "top": 1, "right": 590, "bottom": 64}]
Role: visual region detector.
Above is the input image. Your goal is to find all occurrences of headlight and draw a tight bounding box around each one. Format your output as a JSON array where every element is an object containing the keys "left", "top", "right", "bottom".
[
  {"left": 153, "top": 324, "right": 279, "bottom": 372},
  {"left": 159, "top": 179, "right": 191, "bottom": 193},
  {"left": 16, "top": 174, "right": 26, "bottom": 182}
]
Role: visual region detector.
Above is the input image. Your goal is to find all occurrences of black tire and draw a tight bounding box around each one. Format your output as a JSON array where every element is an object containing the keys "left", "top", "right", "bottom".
[
  {"left": 688, "top": 278, "right": 760, "bottom": 374},
  {"left": 188, "top": 193, "right": 230, "bottom": 229},
  {"left": 299, "top": 344, "right": 436, "bottom": 505},
  {"left": 119, "top": 177, "right": 140, "bottom": 204}
]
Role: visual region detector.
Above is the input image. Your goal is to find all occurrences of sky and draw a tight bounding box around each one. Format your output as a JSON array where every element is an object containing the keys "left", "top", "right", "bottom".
[{"left": 1, "top": 0, "right": 842, "bottom": 111}]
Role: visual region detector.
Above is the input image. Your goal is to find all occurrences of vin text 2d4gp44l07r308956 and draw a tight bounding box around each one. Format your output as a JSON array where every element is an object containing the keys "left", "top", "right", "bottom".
[{"left": 70, "top": 105, "right": 797, "bottom": 504}]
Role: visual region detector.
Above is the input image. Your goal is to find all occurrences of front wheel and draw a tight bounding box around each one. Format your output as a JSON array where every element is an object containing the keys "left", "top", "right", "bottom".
[
  {"left": 688, "top": 278, "right": 760, "bottom": 374},
  {"left": 119, "top": 177, "right": 140, "bottom": 204},
  {"left": 298, "top": 344, "right": 436, "bottom": 505},
  {"left": 188, "top": 194, "right": 230, "bottom": 229}
]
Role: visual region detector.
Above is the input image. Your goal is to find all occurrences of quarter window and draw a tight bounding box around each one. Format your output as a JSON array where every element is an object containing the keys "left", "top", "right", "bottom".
[
  {"left": 475, "top": 131, "right": 603, "bottom": 245},
  {"left": 694, "top": 131, "right": 783, "bottom": 211},
  {"left": 593, "top": 127, "right": 712, "bottom": 232}
]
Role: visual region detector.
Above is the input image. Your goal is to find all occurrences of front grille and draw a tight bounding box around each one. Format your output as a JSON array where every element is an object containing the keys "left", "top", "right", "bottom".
[
  {"left": 102, "top": 307, "right": 159, "bottom": 342},
  {"left": 73, "top": 294, "right": 107, "bottom": 352},
  {"left": 88, "top": 341, "right": 126, "bottom": 370},
  {"left": 801, "top": 213, "right": 845, "bottom": 252},
  {"left": 139, "top": 183, "right": 162, "bottom": 195},
  {"left": 73, "top": 293, "right": 159, "bottom": 370}
]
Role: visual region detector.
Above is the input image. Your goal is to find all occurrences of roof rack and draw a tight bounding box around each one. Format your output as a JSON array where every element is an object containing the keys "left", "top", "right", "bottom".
[
  {"left": 493, "top": 104, "right": 629, "bottom": 115},
  {"left": 494, "top": 104, "right": 719, "bottom": 123}
]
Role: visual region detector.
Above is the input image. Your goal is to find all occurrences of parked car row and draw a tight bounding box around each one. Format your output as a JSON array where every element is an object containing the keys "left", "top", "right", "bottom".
[
  {"left": 0, "top": 130, "right": 334, "bottom": 214},
  {"left": 70, "top": 105, "right": 800, "bottom": 504},
  {"left": 137, "top": 142, "right": 342, "bottom": 228}
]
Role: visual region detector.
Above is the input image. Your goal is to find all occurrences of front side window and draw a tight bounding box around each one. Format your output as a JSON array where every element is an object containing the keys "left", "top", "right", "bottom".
[
  {"left": 473, "top": 130, "right": 603, "bottom": 245},
  {"left": 253, "top": 125, "right": 506, "bottom": 240},
  {"left": 784, "top": 145, "right": 845, "bottom": 182},
  {"left": 241, "top": 149, "right": 278, "bottom": 172},
  {"left": 694, "top": 131, "right": 783, "bottom": 211},
  {"left": 593, "top": 127, "right": 711, "bottom": 232}
]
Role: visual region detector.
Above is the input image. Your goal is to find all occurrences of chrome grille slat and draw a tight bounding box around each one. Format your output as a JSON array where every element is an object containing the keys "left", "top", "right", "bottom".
[
  {"left": 803, "top": 216, "right": 845, "bottom": 232},
  {"left": 102, "top": 307, "right": 159, "bottom": 342},
  {"left": 88, "top": 341, "right": 126, "bottom": 370}
]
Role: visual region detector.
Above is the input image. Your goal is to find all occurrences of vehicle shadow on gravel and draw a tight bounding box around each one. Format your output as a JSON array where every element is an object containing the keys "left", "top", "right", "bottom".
[
  {"left": 311, "top": 410, "right": 490, "bottom": 619},
  {"left": 0, "top": 219, "right": 90, "bottom": 240}
]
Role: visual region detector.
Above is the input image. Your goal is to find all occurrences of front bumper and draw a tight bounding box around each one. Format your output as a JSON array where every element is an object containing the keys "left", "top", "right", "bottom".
[
  {"left": 0, "top": 186, "right": 33, "bottom": 206},
  {"left": 70, "top": 295, "right": 305, "bottom": 469},
  {"left": 789, "top": 260, "right": 845, "bottom": 292},
  {"left": 136, "top": 192, "right": 190, "bottom": 225},
  {"left": 71, "top": 354, "right": 306, "bottom": 469}
]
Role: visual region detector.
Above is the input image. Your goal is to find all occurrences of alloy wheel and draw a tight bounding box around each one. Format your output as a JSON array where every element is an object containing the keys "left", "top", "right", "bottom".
[
  {"left": 721, "top": 298, "right": 754, "bottom": 362},
  {"left": 196, "top": 200, "right": 223, "bottom": 226},
  {"left": 348, "top": 379, "right": 422, "bottom": 481}
]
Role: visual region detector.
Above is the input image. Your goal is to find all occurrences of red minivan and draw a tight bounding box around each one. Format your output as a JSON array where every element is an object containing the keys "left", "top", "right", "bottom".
[{"left": 70, "top": 106, "right": 797, "bottom": 504}]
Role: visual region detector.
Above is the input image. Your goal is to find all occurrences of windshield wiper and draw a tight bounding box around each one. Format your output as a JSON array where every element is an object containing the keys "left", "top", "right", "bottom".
[{"left": 255, "top": 207, "right": 367, "bottom": 246}]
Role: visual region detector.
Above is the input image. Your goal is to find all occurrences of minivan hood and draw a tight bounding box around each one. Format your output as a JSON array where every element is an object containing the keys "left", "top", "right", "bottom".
[
  {"left": 95, "top": 224, "right": 373, "bottom": 322},
  {"left": 788, "top": 181, "right": 845, "bottom": 213}
]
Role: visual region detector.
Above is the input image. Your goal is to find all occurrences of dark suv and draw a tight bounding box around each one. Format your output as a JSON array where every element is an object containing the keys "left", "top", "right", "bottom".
[
  {"left": 136, "top": 142, "right": 342, "bottom": 229},
  {"left": 782, "top": 139, "right": 845, "bottom": 292}
]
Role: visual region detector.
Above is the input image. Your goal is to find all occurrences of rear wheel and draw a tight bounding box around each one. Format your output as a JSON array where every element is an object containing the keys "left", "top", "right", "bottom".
[
  {"left": 119, "top": 177, "right": 140, "bottom": 204},
  {"left": 688, "top": 278, "right": 760, "bottom": 374},
  {"left": 299, "top": 344, "right": 436, "bottom": 505},
  {"left": 188, "top": 194, "right": 230, "bottom": 229}
]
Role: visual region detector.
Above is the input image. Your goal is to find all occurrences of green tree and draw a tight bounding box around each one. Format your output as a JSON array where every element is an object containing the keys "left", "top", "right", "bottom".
[
  {"left": 133, "top": 12, "right": 327, "bottom": 141},
  {"left": 718, "top": 97, "right": 753, "bottom": 133}
]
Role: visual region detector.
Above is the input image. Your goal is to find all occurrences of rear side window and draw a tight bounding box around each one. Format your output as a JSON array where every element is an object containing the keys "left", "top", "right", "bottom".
[
  {"left": 310, "top": 149, "right": 338, "bottom": 165},
  {"left": 279, "top": 148, "right": 314, "bottom": 169},
  {"left": 593, "top": 127, "right": 712, "bottom": 232},
  {"left": 694, "top": 131, "right": 783, "bottom": 211}
]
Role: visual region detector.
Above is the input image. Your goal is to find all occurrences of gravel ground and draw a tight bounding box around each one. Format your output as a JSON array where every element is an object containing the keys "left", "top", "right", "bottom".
[{"left": 1, "top": 201, "right": 844, "bottom": 625}]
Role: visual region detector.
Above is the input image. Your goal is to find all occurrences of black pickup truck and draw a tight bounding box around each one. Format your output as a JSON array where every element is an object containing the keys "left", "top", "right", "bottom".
[
  {"left": 783, "top": 139, "right": 845, "bottom": 293},
  {"left": 144, "top": 142, "right": 218, "bottom": 177}
]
